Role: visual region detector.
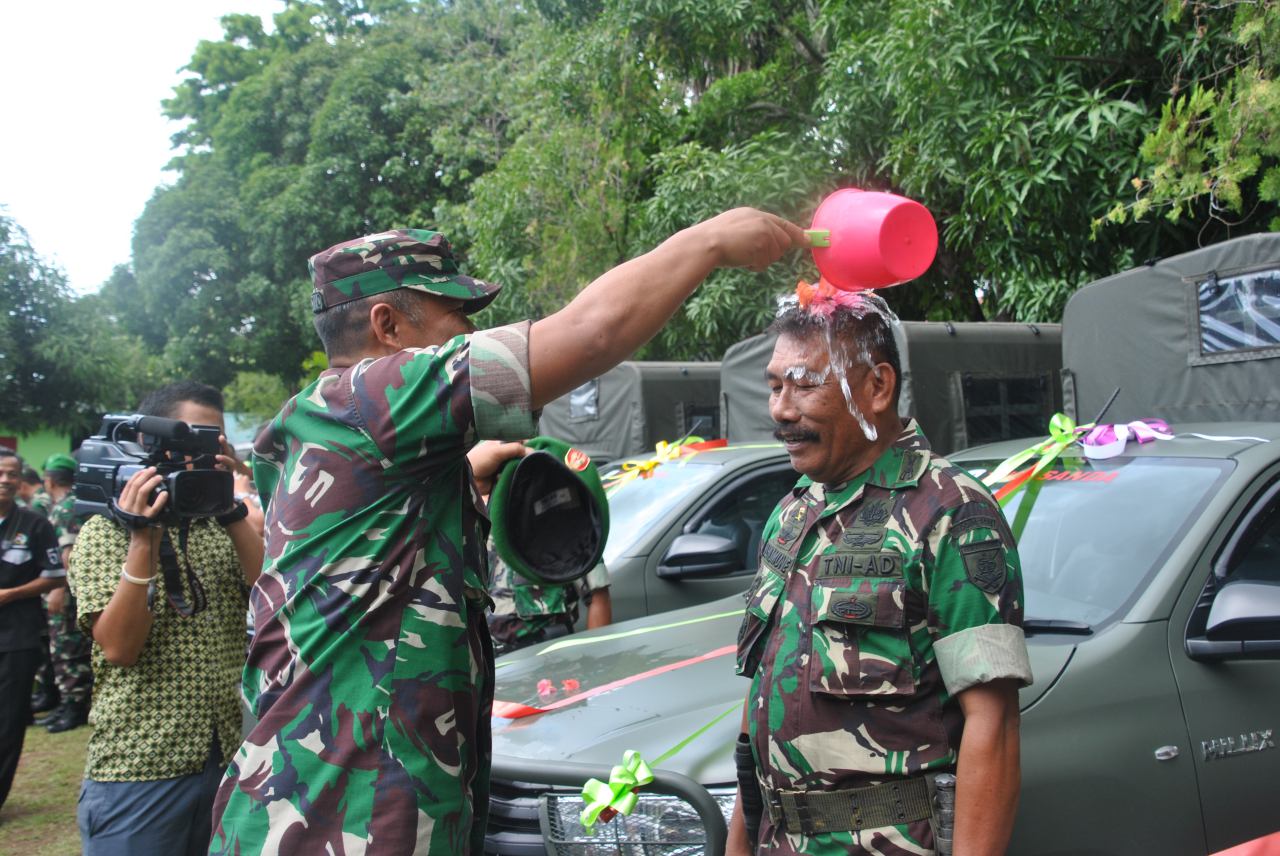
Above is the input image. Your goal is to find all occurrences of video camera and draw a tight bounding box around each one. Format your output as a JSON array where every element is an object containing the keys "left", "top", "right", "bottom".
[{"left": 74, "top": 414, "right": 234, "bottom": 525}]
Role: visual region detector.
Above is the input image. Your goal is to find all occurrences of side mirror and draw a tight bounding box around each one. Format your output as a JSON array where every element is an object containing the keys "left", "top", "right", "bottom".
[
  {"left": 1206, "top": 581, "right": 1280, "bottom": 640},
  {"left": 1187, "top": 580, "right": 1280, "bottom": 660},
  {"left": 657, "top": 533, "right": 742, "bottom": 580}
]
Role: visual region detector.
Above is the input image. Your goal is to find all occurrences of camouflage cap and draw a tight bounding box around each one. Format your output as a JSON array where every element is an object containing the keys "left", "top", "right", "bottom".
[
  {"left": 43, "top": 453, "right": 78, "bottom": 475},
  {"left": 308, "top": 228, "right": 501, "bottom": 315}
]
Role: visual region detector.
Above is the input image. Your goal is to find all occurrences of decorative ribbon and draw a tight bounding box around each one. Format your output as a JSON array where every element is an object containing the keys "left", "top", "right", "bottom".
[
  {"left": 492, "top": 644, "right": 737, "bottom": 719},
  {"left": 578, "top": 702, "right": 741, "bottom": 833},
  {"left": 1081, "top": 419, "right": 1173, "bottom": 459},
  {"left": 601, "top": 438, "right": 727, "bottom": 494},
  {"left": 982, "top": 413, "right": 1093, "bottom": 503},
  {"left": 580, "top": 750, "right": 655, "bottom": 832}
]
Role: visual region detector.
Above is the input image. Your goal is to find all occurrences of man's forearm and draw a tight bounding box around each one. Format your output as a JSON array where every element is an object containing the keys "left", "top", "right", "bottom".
[
  {"left": 585, "top": 589, "right": 611, "bottom": 629},
  {"left": 527, "top": 209, "right": 803, "bottom": 408},
  {"left": 528, "top": 228, "right": 718, "bottom": 407},
  {"left": 225, "top": 518, "right": 265, "bottom": 587},
  {"left": 952, "top": 683, "right": 1021, "bottom": 855},
  {"left": 1, "top": 575, "right": 64, "bottom": 602}
]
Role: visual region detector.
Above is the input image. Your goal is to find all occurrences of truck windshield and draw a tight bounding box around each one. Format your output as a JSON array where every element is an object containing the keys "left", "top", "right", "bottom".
[
  {"left": 960, "top": 456, "right": 1230, "bottom": 627},
  {"left": 601, "top": 461, "right": 724, "bottom": 565}
]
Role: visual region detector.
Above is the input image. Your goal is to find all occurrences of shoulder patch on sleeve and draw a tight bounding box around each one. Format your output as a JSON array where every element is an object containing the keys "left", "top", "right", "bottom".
[{"left": 959, "top": 540, "right": 1008, "bottom": 593}]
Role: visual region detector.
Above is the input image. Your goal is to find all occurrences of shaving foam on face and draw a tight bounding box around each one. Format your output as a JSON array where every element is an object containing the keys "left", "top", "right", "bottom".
[{"left": 776, "top": 279, "right": 900, "bottom": 442}]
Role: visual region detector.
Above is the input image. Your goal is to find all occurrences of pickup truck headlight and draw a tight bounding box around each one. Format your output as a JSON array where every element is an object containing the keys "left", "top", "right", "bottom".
[{"left": 541, "top": 787, "right": 736, "bottom": 855}]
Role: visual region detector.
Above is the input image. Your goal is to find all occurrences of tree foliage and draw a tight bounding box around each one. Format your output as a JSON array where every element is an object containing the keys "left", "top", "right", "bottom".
[
  {"left": 1104, "top": 0, "right": 1280, "bottom": 232},
  {"left": 1, "top": 215, "right": 161, "bottom": 433},
  {"left": 85, "top": 0, "right": 1274, "bottom": 408}
]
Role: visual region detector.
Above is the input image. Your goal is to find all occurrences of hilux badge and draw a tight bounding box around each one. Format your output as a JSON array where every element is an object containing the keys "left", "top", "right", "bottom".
[{"left": 1201, "top": 729, "right": 1274, "bottom": 761}]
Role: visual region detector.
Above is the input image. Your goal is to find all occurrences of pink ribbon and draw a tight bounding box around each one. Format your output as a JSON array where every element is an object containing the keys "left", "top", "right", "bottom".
[{"left": 1081, "top": 419, "right": 1173, "bottom": 459}]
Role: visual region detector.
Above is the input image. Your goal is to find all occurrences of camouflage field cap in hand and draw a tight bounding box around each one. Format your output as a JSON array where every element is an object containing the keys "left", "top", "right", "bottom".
[
  {"left": 308, "top": 228, "right": 501, "bottom": 314},
  {"left": 43, "top": 453, "right": 78, "bottom": 475},
  {"left": 489, "top": 437, "right": 610, "bottom": 586}
]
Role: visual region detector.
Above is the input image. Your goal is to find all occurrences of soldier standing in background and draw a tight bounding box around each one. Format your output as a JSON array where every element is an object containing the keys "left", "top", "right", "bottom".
[
  {"left": 487, "top": 552, "right": 611, "bottom": 655},
  {"left": 39, "top": 454, "right": 94, "bottom": 732},
  {"left": 20, "top": 463, "right": 59, "bottom": 717},
  {"left": 18, "top": 466, "right": 49, "bottom": 515},
  {"left": 728, "top": 296, "right": 1032, "bottom": 855}
]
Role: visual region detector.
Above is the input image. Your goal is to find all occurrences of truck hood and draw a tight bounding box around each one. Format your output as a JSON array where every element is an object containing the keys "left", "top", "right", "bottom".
[{"left": 490, "top": 597, "right": 1075, "bottom": 784}]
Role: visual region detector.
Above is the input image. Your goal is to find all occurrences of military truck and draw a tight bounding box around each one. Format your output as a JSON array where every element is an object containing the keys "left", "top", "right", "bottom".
[
  {"left": 484, "top": 234, "right": 1280, "bottom": 856},
  {"left": 537, "top": 361, "right": 721, "bottom": 469}
]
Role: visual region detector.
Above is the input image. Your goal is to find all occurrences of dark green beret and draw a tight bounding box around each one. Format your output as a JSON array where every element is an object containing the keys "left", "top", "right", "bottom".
[
  {"left": 43, "top": 453, "right": 78, "bottom": 475},
  {"left": 489, "top": 436, "right": 610, "bottom": 585}
]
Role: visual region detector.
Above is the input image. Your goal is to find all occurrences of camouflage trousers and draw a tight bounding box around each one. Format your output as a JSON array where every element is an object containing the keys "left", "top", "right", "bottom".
[{"left": 47, "top": 599, "right": 93, "bottom": 704}]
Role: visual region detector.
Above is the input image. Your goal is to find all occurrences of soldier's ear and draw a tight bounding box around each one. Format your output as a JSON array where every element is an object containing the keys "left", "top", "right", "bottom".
[
  {"left": 368, "top": 301, "right": 401, "bottom": 350},
  {"left": 867, "top": 362, "right": 896, "bottom": 416}
]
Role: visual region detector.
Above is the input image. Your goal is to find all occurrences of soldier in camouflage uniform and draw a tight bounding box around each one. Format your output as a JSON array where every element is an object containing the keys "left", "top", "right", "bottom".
[
  {"left": 210, "top": 212, "right": 804, "bottom": 855},
  {"left": 18, "top": 467, "right": 50, "bottom": 516},
  {"left": 729, "top": 299, "right": 1032, "bottom": 856},
  {"left": 487, "top": 546, "right": 611, "bottom": 655},
  {"left": 40, "top": 454, "right": 94, "bottom": 732}
]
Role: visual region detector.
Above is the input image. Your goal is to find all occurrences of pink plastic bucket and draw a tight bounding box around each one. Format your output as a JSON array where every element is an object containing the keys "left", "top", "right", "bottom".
[{"left": 809, "top": 189, "right": 938, "bottom": 291}]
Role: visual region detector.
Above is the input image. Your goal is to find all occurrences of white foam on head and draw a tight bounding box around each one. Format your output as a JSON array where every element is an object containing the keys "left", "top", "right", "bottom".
[{"left": 776, "top": 288, "right": 901, "bottom": 443}]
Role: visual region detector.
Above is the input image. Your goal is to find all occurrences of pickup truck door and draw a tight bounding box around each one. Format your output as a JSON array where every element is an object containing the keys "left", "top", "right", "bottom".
[
  {"left": 1170, "top": 470, "right": 1280, "bottom": 854},
  {"left": 644, "top": 463, "right": 797, "bottom": 615}
]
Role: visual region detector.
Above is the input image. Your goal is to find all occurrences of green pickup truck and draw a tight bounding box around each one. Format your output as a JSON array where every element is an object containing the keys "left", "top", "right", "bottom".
[{"left": 485, "top": 234, "right": 1280, "bottom": 855}]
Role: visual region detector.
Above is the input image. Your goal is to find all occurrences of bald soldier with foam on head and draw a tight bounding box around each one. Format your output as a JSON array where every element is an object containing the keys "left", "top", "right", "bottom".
[{"left": 728, "top": 291, "right": 1032, "bottom": 856}]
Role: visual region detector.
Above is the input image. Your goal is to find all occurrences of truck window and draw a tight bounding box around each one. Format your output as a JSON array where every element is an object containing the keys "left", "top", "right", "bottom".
[
  {"left": 960, "top": 372, "right": 1057, "bottom": 445},
  {"left": 690, "top": 468, "right": 797, "bottom": 571},
  {"left": 1197, "top": 268, "right": 1280, "bottom": 356},
  {"left": 1223, "top": 494, "right": 1280, "bottom": 584}
]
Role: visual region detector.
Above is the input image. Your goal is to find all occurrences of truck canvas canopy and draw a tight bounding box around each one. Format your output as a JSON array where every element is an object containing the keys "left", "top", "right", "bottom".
[
  {"left": 720, "top": 322, "right": 1063, "bottom": 455},
  {"left": 537, "top": 361, "right": 721, "bottom": 467},
  {"left": 1063, "top": 232, "right": 1280, "bottom": 425}
]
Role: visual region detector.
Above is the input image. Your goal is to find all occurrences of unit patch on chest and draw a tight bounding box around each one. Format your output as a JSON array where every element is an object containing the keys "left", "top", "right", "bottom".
[{"left": 840, "top": 527, "right": 886, "bottom": 550}]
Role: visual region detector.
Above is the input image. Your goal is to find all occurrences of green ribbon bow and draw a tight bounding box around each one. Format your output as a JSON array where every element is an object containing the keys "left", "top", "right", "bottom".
[
  {"left": 983, "top": 412, "right": 1093, "bottom": 490},
  {"left": 579, "top": 750, "right": 655, "bottom": 833}
]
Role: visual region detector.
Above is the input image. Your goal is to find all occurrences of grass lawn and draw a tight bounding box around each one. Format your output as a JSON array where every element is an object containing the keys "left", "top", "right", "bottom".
[{"left": 0, "top": 724, "right": 89, "bottom": 856}]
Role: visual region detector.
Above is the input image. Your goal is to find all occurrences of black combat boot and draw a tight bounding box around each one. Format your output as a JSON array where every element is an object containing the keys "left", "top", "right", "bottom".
[
  {"left": 30, "top": 688, "right": 60, "bottom": 714},
  {"left": 46, "top": 700, "right": 89, "bottom": 733},
  {"left": 35, "top": 702, "right": 66, "bottom": 728}
]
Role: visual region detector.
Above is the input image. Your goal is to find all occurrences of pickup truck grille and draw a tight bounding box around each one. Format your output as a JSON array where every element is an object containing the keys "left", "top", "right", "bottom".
[{"left": 485, "top": 779, "right": 550, "bottom": 855}]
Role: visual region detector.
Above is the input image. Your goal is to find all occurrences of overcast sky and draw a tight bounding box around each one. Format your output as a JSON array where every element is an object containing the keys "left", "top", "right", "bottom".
[{"left": 1, "top": 1, "right": 283, "bottom": 294}]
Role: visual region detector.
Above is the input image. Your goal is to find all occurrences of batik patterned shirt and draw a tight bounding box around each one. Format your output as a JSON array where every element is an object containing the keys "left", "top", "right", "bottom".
[
  {"left": 737, "top": 421, "right": 1032, "bottom": 855},
  {"left": 211, "top": 323, "right": 534, "bottom": 856},
  {"left": 71, "top": 516, "right": 248, "bottom": 780}
]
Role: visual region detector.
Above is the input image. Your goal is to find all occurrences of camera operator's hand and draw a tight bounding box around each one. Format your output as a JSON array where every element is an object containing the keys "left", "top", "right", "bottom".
[
  {"left": 118, "top": 467, "right": 168, "bottom": 552},
  {"left": 216, "top": 435, "right": 252, "bottom": 480}
]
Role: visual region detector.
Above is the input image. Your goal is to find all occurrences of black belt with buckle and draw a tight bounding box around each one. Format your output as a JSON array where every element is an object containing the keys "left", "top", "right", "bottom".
[{"left": 767, "top": 776, "right": 934, "bottom": 835}]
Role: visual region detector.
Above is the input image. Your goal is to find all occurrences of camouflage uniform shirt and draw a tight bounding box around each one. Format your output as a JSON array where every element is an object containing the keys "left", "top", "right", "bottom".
[
  {"left": 737, "top": 421, "right": 1032, "bottom": 855},
  {"left": 487, "top": 551, "right": 609, "bottom": 652},
  {"left": 211, "top": 323, "right": 535, "bottom": 856},
  {"left": 48, "top": 492, "right": 83, "bottom": 551}
]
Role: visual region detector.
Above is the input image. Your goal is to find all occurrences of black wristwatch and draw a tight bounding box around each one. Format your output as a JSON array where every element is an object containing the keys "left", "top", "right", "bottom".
[{"left": 216, "top": 501, "right": 250, "bottom": 527}]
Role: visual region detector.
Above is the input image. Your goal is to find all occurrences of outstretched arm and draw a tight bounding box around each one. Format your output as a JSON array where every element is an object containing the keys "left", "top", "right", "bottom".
[{"left": 528, "top": 208, "right": 806, "bottom": 409}]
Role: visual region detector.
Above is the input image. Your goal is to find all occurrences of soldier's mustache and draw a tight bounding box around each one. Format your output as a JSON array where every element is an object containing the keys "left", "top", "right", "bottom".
[{"left": 773, "top": 424, "right": 820, "bottom": 443}]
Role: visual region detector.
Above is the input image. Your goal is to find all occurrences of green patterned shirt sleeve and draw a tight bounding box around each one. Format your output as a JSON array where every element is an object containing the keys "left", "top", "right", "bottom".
[
  {"left": 928, "top": 495, "right": 1033, "bottom": 695},
  {"left": 470, "top": 321, "right": 535, "bottom": 441},
  {"left": 70, "top": 515, "right": 127, "bottom": 634}
]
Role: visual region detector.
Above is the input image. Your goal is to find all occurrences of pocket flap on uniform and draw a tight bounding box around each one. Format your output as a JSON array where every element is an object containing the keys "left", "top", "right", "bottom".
[{"left": 814, "top": 578, "right": 906, "bottom": 628}]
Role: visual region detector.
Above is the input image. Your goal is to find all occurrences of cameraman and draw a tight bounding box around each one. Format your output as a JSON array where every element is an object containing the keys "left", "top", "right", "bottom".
[{"left": 68, "top": 381, "right": 264, "bottom": 856}]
